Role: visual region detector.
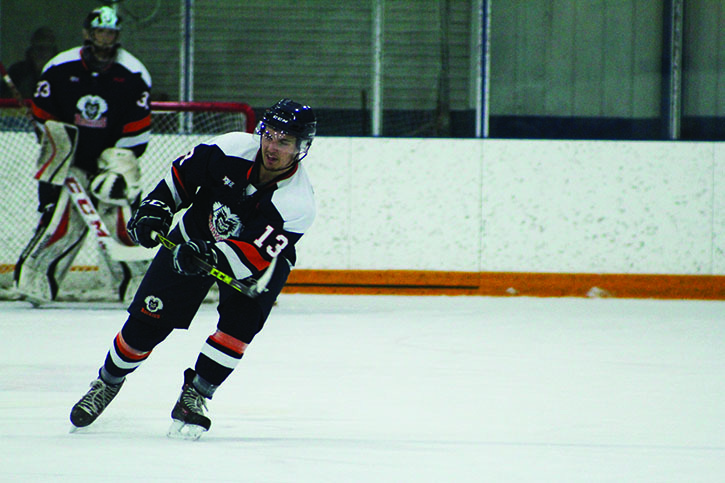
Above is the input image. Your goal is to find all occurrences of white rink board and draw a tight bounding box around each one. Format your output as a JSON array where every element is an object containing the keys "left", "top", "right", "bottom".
[
  {"left": 2, "top": 135, "right": 723, "bottom": 284},
  {"left": 714, "top": 143, "right": 725, "bottom": 274},
  {"left": 301, "top": 138, "right": 723, "bottom": 274}
]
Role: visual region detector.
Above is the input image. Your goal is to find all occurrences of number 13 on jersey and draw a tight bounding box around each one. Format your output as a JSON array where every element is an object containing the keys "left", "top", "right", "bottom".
[{"left": 253, "top": 225, "right": 288, "bottom": 257}]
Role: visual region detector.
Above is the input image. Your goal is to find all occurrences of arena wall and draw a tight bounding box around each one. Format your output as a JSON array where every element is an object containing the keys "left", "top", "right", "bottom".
[
  {"left": 2, "top": 135, "right": 723, "bottom": 299},
  {"left": 292, "top": 138, "right": 725, "bottom": 298}
]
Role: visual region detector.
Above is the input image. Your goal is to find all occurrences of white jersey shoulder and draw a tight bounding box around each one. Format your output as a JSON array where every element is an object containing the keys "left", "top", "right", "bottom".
[
  {"left": 203, "top": 131, "right": 315, "bottom": 234},
  {"left": 204, "top": 132, "right": 259, "bottom": 161},
  {"left": 115, "top": 49, "right": 152, "bottom": 88},
  {"left": 40, "top": 46, "right": 151, "bottom": 88},
  {"left": 41, "top": 47, "right": 82, "bottom": 73},
  {"left": 274, "top": 164, "right": 316, "bottom": 235}
]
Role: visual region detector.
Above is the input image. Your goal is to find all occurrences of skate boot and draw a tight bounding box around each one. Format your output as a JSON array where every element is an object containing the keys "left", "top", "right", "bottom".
[
  {"left": 167, "top": 368, "right": 211, "bottom": 440},
  {"left": 70, "top": 377, "right": 124, "bottom": 429}
]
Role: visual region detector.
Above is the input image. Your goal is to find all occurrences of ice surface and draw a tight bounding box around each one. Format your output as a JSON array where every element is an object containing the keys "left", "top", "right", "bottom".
[{"left": 1, "top": 294, "right": 724, "bottom": 482}]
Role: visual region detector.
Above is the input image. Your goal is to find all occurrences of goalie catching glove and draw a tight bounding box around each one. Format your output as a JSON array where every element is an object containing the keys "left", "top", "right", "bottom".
[
  {"left": 171, "top": 239, "right": 218, "bottom": 277},
  {"left": 127, "top": 199, "right": 172, "bottom": 248},
  {"left": 89, "top": 148, "right": 142, "bottom": 205}
]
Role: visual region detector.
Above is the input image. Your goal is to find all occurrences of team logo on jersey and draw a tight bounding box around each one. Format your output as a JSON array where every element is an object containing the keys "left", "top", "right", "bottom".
[
  {"left": 209, "top": 201, "right": 242, "bottom": 241},
  {"left": 75, "top": 95, "right": 109, "bottom": 128},
  {"left": 143, "top": 295, "right": 163, "bottom": 315}
]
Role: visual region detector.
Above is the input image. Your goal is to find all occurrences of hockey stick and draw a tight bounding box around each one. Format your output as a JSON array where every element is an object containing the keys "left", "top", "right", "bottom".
[
  {"left": 28, "top": 121, "right": 152, "bottom": 262},
  {"left": 0, "top": 61, "right": 33, "bottom": 120},
  {"left": 151, "top": 231, "right": 277, "bottom": 298},
  {"left": 65, "top": 174, "right": 155, "bottom": 261}
]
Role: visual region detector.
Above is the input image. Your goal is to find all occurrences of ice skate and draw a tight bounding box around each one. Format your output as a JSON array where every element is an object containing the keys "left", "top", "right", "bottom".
[
  {"left": 167, "top": 368, "right": 211, "bottom": 440},
  {"left": 70, "top": 377, "right": 123, "bottom": 429}
]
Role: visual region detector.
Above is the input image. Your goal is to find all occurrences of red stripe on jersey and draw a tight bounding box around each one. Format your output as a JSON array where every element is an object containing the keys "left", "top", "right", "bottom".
[
  {"left": 209, "top": 330, "right": 248, "bottom": 355},
  {"left": 115, "top": 332, "right": 150, "bottom": 360},
  {"left": 227, "top": 240, "right": 269, "bottom": 271},
  {"left": 32, "top": 103, "right": 57, "bottom": 121},
  {"left": 122, "top": 114, "right": 151, "bottom": 134},
  {"left": 171, "top": 164, "right": 190, "bottom": 199}
]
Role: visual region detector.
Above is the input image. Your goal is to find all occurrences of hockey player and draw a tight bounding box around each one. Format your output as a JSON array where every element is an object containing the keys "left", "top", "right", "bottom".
[
  {"left": 14, "top": 6, "right": 152, "bottom": 303},
  {"left": 69, "top": 99, "right": 317, "bottom": 440}
]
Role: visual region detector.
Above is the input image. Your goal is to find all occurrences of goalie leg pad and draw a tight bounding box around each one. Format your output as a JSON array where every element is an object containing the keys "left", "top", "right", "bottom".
[
  {"left": 34, "top": 120, "right": 78, "bottom": 186},
  {"left": 15, "top": 190, "right": 88, "bottom": 303},
  {"left": 97, "top": 199, "right": 137, "bottom": 247}
]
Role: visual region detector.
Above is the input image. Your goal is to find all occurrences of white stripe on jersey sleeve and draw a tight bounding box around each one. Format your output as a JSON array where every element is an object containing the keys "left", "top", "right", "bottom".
[
  {"left": 163, "top": 170, "right": 184, "bottom": 209},
  {"left": 115, "top": 130, "right": 150, "bottom": 149}
]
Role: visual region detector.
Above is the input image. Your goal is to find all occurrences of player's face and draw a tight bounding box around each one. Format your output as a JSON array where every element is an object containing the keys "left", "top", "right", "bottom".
[
  {"left": 88, "top": 28, "right": 119, "bottom": 60},
  {"left": 260, "top": 127, "right": 298, "bottom": 173}
]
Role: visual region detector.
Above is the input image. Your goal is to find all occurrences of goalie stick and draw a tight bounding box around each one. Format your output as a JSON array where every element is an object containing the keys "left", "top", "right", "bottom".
[
  {"left": 65, "top": 174, "right": 155, "bottom": 261},
  {"left": 152, "top": 232, "right": 277, "bottom": 298},
  {"left": 0, "top": 60, "right": 33, "bottom": 120}
]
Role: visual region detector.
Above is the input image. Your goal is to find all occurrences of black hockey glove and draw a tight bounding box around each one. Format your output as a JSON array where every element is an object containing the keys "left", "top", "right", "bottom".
[
  {"left": 127, "top": 199, "right": 173, "bottom": 248},
  {"left": 171, "top": 239, "right": 218, "bottom": 276}
]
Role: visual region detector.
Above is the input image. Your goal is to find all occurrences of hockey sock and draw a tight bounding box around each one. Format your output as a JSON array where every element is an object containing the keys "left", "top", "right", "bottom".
[
  {"left": 100, "top": 316, "right": 172, "bottom": 383},
  {"left": 101, "top": 330, "right": 152, "bottom": 383},
  {"left": 192, "top": 373, "right": 217, "bottom": 399},
  {"left": 194, "top": 330, "right": 249, "bottom": 391}
]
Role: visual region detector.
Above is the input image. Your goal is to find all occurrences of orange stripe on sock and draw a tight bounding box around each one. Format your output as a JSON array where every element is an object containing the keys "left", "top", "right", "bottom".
[
  {"left": 115, "top": 332, "right": 150, "bottom": 360},
  {"left": 209, "top": 330, "right": 248, "bottom": 355}
]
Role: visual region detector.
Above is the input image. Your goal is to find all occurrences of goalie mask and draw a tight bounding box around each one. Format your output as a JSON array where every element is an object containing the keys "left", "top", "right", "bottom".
[
  {"left": 82, "top": 6, "right": 121, "bottom": 69},
  {"left": 257, "top": 99, "right": 317, "bottom": 160}
]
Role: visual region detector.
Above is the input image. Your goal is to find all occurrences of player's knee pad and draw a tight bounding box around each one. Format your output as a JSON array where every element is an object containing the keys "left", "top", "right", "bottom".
[
  {"left": 120, "top": 315, "right": 174, "bottom": 353},
  {"left": 217, "top": 295, "right": 265, "bottom": 343}
]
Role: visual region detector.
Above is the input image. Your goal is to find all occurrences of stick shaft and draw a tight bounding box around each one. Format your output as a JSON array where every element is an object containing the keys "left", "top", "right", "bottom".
[{"left": 152, "top": 231, "right": 276, "bottom": 298}]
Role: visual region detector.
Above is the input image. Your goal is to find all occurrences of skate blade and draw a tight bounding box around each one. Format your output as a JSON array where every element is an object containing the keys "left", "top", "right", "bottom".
[{"left": 167, "top": 419, "right": 207, "bottom": 441}]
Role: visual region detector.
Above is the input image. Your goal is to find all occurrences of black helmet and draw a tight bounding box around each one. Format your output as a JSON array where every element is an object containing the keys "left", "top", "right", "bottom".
[{"left": 259, "top": 99, "right": 317, "bottom": 155}]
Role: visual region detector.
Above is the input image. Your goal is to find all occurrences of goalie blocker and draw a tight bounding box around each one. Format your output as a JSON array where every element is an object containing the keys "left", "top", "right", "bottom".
[{"left": 14, "top": 120, "right": 152, "bottom": 304}]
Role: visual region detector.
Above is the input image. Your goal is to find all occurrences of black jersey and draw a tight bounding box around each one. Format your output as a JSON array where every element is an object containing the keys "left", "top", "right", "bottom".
[
  {"left": 148, "top": 132, "right": 316, "bottom": 280},
  {"left": 30, "top": 46, "right": 151, "bottom": 174}
]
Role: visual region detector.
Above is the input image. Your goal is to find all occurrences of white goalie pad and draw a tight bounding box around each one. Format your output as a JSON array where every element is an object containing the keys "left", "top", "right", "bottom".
[
  {"left": 15, "top": 188, "right": 87, "bottom": 304},
  {"left": 90, "top": 148, "right": 142, "bottom": 205},
  {"left": 34, "top": 120, "right": 79, "bottom": 185}
]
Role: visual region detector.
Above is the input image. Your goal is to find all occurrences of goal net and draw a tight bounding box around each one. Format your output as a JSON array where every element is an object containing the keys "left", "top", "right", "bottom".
[{"left": 0, "top": 100, "right": 255, "bottom": 302}]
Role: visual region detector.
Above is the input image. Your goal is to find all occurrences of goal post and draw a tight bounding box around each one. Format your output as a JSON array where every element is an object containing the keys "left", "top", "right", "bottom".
[{"left": 0, "top": 99, "right": 256, "bottom": 301}]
